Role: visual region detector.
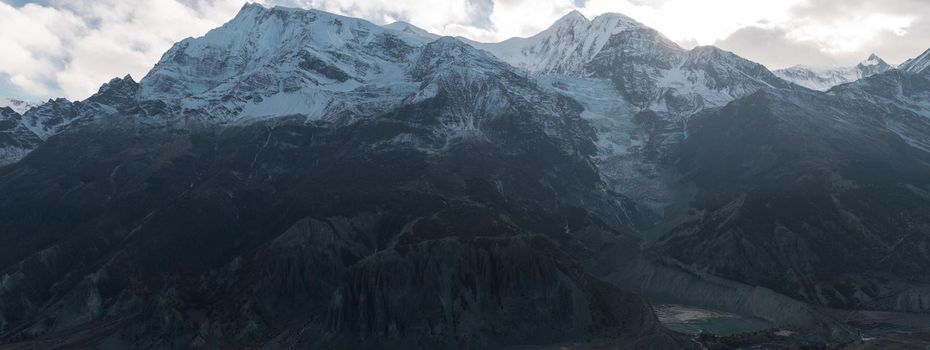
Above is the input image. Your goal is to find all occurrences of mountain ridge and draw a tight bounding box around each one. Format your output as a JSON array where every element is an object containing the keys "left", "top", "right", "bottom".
[{"left": 774, "top": 54, "right": 894, "bottom": 91}]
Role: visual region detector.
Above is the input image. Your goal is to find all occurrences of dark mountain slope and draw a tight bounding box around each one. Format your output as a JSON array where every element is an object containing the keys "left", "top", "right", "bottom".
[{"left": 654, "top": 87, "right": 930, "bottom": 311}]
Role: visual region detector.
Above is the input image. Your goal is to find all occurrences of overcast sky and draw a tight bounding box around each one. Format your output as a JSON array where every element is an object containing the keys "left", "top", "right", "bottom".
[{"left": 2, "top": 0, "right": 930, "bottom": 101}]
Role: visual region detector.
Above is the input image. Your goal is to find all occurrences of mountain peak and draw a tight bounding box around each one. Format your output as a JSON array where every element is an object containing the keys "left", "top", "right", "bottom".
[
  {"left": 240, "top": 2, "right": 263, "bottom": 10},
  {"left": 900, "top": 48, "right": 930, "bottom": 75},
  {"left": 91, "top": 75, "right": 140, "bottom": 105},
  {"left": 475, "top": 9, "right": 650, "bottom": 75},
  {"left": 859, "top": 53, "right": 888, "bottom": 67},
  {"left": 235, "top": 2, "right": 266, "bottom": 17},
  {"left": 383, "top": 21, "right": 438, "bottom": 39},
  {"left": 592, "top": 12, "right": 639, "bottom": 24},
  {"left": 776, "top": 54, "right": 895, "bottom": 91},
  {"left": 0, "top": 98, "right": 38, "bottom": 115},
  {"left": 557, "top": 10, "right": 589, "bottom": 23}
]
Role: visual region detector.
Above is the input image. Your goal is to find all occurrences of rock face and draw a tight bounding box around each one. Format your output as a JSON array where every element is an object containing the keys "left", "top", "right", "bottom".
[
  {"left": 0, "top": 5, "right": 695, "bottom": 349},
  {"left": 0, "top": 76, "right": 144, "bottom": 166},
  {"left": 774, "top": 54, "right": 894, "bottom": 91},
  {"left": 831, "top": 66, "right": 930, "bottom": 119},
  {"left": 318, "top": 234, "right": 681, "bottom": 349}
]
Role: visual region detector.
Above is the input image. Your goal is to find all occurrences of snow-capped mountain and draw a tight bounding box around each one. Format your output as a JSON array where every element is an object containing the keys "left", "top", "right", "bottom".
[
  {"left": 136, "top": 4, "right": 596, "bottom": 155},
  {"left": 138, "top": 4, "right": 445, "bottom": 125},
  {"left": 468, "top": 11, "right": 645, "bottom": 75},
  {"left": 830, "top": 65, "right": 930, "bottom": 121},
  {"left": 900, "top": 48, "right": 930, "bottom": 76},
  {"left": 0, "top": 98, "right": 38, "bottom": 115},
  {"left": 858, "top": 53, "right": 896, "bottom": 76},
  {"left": 463, "top": 11, "right": 795, "bottom": 224},
  {"left": 474, "top": 11, "right": 793, "bottom": 114},
  {"left": 382, "top": 21, "right": 439, "bottom": 40},
  {"left": 774, "top": 54, "right": 894, "bottom": 91},
  {"left": 0, "top": 77, "right": 143, "bottom": 165},
  {"left": 18, "top": 75, "right": 140, "bottom": 140}
]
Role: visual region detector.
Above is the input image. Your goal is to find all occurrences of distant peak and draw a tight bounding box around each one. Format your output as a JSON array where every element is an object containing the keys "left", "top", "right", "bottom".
[
  {"left": 232, "top": 2, "right": 321, "bottom": 20},
  {"left": 230, "top": 2, "right": 269, "bottom": 21},
  {"left": 560, "top": 10, "right": 588, "bottom": 22},
  {"left": 238, "top": 2, "right": 266, "bottom": 14},
  {"left": 592, "top": 12, "right": 640, "bottom": 25},
  {"left": 859, "top": 53, "right": 887, "bottom": 67},
  {"left": 428, "top": 36, "right": 469, "bottom": 48},
  {"left": 106, "top": 75, "right": 136, "bottom": 85},
  {"left": 383, "top": 21, "right": 437, "bottom": 38},
  {"left": 387, "top": 20, "right": 413, "bottom": 27},
  {"left": 901, "top": 48, "right": 930, "bottom": 74},
  {"left": 543, "top": 11, "right": 644, "bottom": 37}
]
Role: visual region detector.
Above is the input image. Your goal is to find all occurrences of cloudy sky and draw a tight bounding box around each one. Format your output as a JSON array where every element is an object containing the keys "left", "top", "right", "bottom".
[{"left": 2, "top": 0, "right": 930, "bottom": 101}]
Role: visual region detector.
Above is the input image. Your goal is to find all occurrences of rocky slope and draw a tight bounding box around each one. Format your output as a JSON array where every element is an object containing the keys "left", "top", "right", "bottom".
[
  {"left": 0, "top": 108, "right": 41, "bottom": 166},
  {"left": 774, "top": 54, "right": 894, "bottom": 91},
  {"left": 654, "top": 75, "right": 930, "bottom": 312},
  {"left": 474, "top": 10, "right": 930, "bottom": 337}
]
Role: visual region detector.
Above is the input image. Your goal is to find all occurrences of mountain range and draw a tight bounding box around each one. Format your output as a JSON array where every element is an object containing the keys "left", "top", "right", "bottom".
[
  {"left": 1, "top": 3, "right": 930, "bottom": 349},
  {"left": 0, "top": 99, "right": 36, "bottom": 115},
  {"left": 773, "top": 54, "right": 895, "bottom": 91}
]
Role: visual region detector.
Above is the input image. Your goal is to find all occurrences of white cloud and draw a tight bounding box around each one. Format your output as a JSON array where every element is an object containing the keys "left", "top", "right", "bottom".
[
  {"left": 1, "top": 0, "right": 929, "bottom": 100},
  {"left": 0, "top": 2, "right": 83, "bottom": 96},
  {"left": 715, "top": 0, "right": 930, "bottom": 68},
  {"left": 51, "top": 0, "right": 245, "bottom": 100},
  {"left": 0, "top": 0, "right": 244, "bottom": 100}
]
